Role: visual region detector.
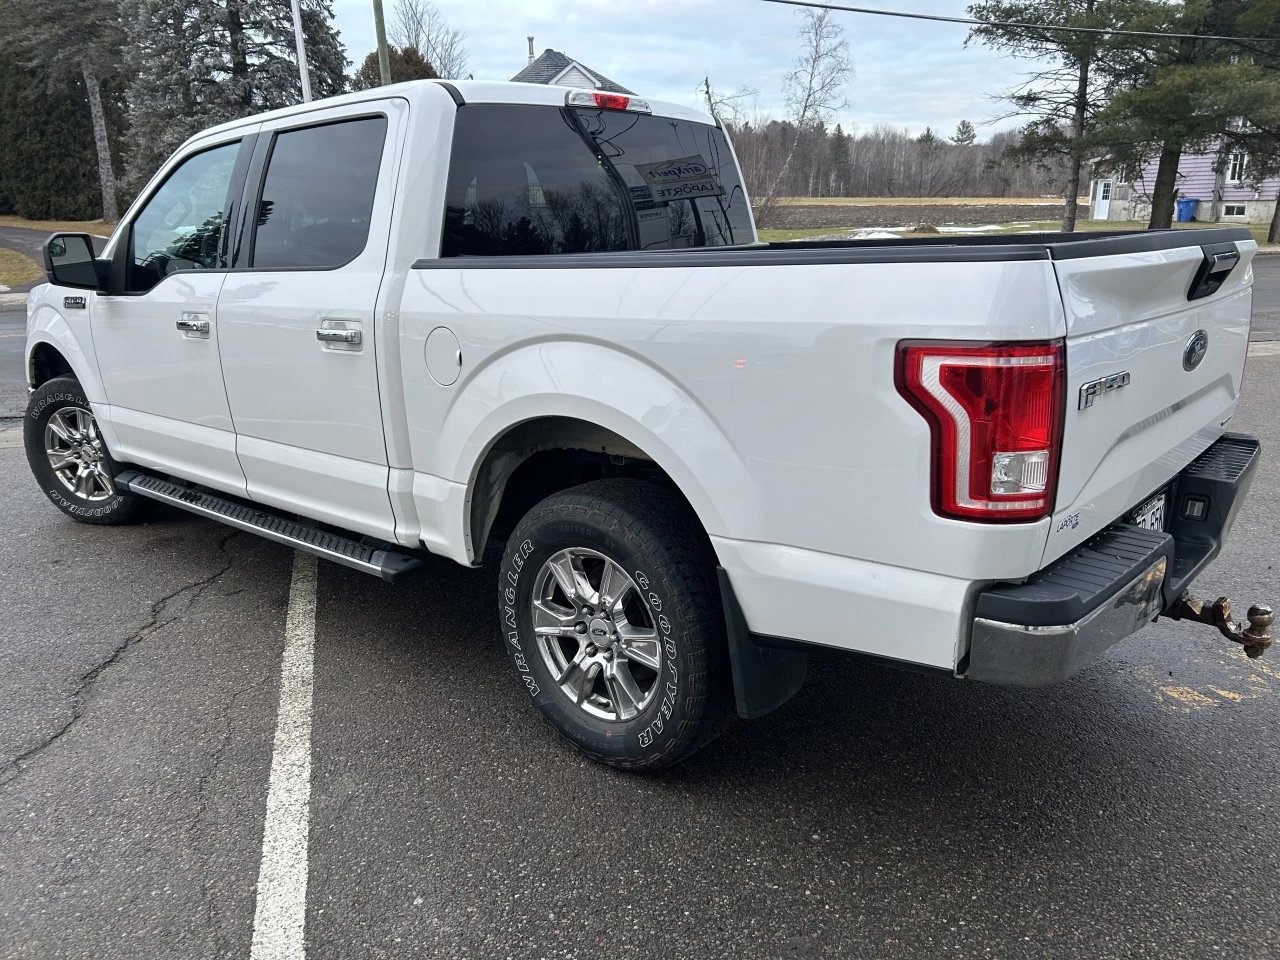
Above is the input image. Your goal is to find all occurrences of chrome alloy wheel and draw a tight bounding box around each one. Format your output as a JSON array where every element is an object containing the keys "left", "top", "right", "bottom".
[
  {"left": 531, "top": 547, "right": 663, "bottom": 721},
  {"left": 44, "top": 406, "right": 115, "bottom": 501}
]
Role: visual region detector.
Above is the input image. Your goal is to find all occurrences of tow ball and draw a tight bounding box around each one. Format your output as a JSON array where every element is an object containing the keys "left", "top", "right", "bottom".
[{"left": 1165, "top": 595, "right": 1275, "bottom": 659}]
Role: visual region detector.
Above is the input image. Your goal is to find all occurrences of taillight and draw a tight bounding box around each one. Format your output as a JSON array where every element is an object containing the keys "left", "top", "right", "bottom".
[
  {"left": 896, "top": 340, "right": 1065, "bottom": 522},
  {"left": 565, "top": 89, "right": 653, "bottom": 113}
]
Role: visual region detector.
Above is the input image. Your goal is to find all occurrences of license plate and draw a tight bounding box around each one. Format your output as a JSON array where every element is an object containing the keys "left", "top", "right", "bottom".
[{"left": 1129, "top": 493, "right": 1167, "bottom": 531}]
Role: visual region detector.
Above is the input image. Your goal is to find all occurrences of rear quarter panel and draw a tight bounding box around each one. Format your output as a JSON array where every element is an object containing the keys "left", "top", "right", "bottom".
[{"left": 399, "top": 257, "right": 1068, "bottom": 581}]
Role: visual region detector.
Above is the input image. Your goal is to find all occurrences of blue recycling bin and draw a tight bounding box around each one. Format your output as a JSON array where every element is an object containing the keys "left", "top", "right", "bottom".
[{"left": 1175, "top": 197, "right": 1200, "bottom": 222}]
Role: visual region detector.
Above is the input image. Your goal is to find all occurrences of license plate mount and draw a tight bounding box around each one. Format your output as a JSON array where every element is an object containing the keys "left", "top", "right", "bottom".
[{"left": 1128, "top": 492, "right": 1167, "bottom": 532}]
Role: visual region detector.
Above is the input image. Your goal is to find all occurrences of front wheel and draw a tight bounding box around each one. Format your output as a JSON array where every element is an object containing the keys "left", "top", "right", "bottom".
[
  {"left": 498, "top": 480, "right": 733, "bottom": 771},
  {"left": 24, "top": 377, "right": 152, "bottom": 525}
]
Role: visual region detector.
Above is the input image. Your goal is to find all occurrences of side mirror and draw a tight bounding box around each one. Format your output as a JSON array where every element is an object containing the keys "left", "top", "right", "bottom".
[{"left": 42, "top": 233, "right": 103, "bottom": 291}]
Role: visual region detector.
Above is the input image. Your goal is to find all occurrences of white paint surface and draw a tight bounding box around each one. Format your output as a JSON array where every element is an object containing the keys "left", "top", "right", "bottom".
[{"left": 249, "top": 550, "right": 318, "bottom": 960}]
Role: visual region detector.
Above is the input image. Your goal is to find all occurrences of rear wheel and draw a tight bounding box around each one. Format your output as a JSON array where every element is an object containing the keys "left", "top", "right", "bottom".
[
  {"left": 498, "top": 480, "right": 733, "bottom": 771},
  {"left": 24, "top": 377, "right": 152, "bottom": 525}
]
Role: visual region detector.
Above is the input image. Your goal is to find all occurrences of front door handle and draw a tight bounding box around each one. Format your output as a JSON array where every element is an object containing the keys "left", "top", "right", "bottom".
[
  {"left": 316, "top": 328, "right": 362, "bottom": 345},
  {"left": 176, "top": 315, "right": 210, "bottom": 337}
]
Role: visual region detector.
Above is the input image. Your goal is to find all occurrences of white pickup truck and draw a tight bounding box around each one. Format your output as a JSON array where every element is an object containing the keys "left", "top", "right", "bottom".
[{"left": 24, "top": 79, "right": 1272, "bottom": 769}]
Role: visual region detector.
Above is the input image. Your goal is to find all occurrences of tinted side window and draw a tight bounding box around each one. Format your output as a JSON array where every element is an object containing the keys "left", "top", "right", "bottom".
[
  {"left": 442, "top": 105, "right": 753, "bottom": 258},
  {"left": 252, "top": 117, "right": 388, "bottom": 270},
  {"left": 130, "top": 141, "right": 240, "bottom": 287}
]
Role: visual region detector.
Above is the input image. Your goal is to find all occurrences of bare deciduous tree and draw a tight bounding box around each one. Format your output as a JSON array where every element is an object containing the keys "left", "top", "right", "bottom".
[
  {"left": 753, "top": 8, "right": 852, "bottom": 225},
  {"left": 388, "top": 0, "right": 468, "bottom": 79},
  {"left": 699, "top": 76, "right": 757, "bottom": 125}
]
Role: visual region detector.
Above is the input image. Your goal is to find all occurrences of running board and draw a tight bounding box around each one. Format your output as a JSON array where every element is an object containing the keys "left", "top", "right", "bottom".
[{"left": 115, "top": 471, "right": 426, "bottom": 583}]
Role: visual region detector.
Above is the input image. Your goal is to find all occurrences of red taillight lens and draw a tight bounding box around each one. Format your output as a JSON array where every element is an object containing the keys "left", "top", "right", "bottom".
[{"left": 896, "top": 340, "right": 1065, "bottom": 522}]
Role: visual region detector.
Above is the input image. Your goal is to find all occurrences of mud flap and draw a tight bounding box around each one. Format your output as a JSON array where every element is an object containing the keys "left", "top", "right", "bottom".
[{"left": 717, "top": 567, "right": 808, "bottom": 720}]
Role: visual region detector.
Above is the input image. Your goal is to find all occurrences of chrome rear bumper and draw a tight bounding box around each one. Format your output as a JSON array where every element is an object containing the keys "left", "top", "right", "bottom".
[
  {"left": 968, "top": 559, "right": 1166, "bottom": 686},
  {"left": 966, "top": 432, "right": 1261, "bottom": 687}
]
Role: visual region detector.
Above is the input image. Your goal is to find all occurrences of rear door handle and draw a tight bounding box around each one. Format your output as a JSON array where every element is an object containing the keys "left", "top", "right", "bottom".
[
  {"left": 316, "top": 328, "right": 362, "bottom": 345},
  {"left": 176, "top": 314, "right": 210, "bottom": 337}
]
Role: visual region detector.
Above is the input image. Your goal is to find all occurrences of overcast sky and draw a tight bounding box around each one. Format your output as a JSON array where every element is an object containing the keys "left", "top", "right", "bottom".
[{"left": 330, "top": 0, "right": 1036, "bottom": 138}]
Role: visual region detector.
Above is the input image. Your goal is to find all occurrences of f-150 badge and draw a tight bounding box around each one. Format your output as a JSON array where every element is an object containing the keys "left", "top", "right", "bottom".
[{"left": 1078, "top": 371, "right": 1130, "bottom": 409}]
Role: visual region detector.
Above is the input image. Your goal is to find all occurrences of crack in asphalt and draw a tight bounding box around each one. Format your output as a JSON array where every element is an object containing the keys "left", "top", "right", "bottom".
[
  {"left": 193, "top": 677, "right": 259, "bottom": 953},
  {"left": 0, "top": 530, "right": 241, "bottom": 788}
]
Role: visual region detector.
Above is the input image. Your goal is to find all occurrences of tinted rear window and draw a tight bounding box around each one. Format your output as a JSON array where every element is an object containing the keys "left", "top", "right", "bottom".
[
  {"left": 252, "top": 116, "right": 387, "bottom": 269},
  {"left": 441, "top": 104, "right": 752, "bottom": 258}
]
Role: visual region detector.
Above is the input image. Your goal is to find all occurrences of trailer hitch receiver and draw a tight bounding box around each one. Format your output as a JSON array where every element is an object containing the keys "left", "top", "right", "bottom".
[{"left": 1165, "top": 595, "right": 1274, "bottom": 659}]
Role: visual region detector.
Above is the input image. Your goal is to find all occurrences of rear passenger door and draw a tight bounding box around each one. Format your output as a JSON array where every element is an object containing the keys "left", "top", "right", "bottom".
[{"left": 217, "top": 102, "right": 405, "bottom": 539}]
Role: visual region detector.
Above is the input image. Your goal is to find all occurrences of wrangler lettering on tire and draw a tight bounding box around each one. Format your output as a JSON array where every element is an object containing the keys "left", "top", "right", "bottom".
[
  {"left": 24, "top": 378, "right": 153, "bottom": 526},
  {"left": 498, "top": 480, "right": 733, "bottom": 771}
]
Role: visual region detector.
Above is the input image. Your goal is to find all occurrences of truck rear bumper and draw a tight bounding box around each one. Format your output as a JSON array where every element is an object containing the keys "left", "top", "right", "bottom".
[{"left": 967, "top": 432, "right": 1260, "bottom": 686}]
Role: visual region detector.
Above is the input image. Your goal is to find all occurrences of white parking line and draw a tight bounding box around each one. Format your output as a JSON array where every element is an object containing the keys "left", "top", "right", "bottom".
[{"left": 249, "top": 551, "right": 318, "bottom": 960}]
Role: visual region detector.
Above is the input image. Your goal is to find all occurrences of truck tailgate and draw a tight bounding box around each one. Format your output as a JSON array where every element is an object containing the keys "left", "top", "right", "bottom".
[{"left": 1044, "top": 238, "right": 1255, "bottom": 565}]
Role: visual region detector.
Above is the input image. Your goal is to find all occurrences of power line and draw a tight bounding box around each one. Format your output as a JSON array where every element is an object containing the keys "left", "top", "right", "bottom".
[{"left": 760, "top": 0, "right": 1267, "bottom": 43}]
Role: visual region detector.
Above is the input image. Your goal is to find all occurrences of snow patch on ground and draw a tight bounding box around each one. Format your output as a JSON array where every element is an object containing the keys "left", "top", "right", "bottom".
[
  {"left": 936, "top": 224, "right": 1005, "bottom": 233},
  {"left": 850, "top": 229, "right": 907, "bottom": 240}
]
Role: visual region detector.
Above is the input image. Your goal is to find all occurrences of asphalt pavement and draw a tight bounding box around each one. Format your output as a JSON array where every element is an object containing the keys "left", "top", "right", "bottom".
[
  {"left": 1, "top": 243, "right": 1280, "bottom": 959},
  {"left": 1253, "top": 254, "right": 1280, "bottom": 340}
]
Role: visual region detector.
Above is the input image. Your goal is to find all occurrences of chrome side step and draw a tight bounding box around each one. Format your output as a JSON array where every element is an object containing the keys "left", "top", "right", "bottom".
[{"left": 115, "top": 470, "right": 426, "bottom": 583}]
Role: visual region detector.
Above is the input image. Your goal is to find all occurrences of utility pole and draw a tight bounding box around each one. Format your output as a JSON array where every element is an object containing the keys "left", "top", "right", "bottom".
[
  {"left": 372, "top": 0, "right": 392, "bottom": 86},
  {"left": 290, "top": 0, "right": 313, "bottom": 102}
]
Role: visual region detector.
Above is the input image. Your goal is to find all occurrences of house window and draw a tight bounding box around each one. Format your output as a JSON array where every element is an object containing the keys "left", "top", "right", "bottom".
[
  {"left": 1228, "top": 152, "right": 1247, "bottom": 183},
  {"left": 1223, "top": 204, "right": 1247, "bottom": 218}
]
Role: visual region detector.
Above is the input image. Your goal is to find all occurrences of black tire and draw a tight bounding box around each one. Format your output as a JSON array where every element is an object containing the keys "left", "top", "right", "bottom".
[
  {"left": 498, "top": 479, "right": 733, "bottom": 771},
  {"left": 24, "top": 377, "right": 152, "bottom": 525}
]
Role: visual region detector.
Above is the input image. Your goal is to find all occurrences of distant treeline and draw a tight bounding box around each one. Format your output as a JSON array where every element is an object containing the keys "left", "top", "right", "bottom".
[{"left": 730, "top": 120, "right": 1074, "bottom": 200}]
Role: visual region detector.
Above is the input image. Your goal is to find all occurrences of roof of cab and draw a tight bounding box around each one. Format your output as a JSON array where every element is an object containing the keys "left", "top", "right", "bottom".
[{"left": 183, "top": 79, "right": 717, "bottom": 151}]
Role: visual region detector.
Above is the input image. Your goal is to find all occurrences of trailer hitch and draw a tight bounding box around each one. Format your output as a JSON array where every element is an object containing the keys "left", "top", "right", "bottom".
[{"left": 1165, "top": 595, "right": 1274, "bottom": 659}]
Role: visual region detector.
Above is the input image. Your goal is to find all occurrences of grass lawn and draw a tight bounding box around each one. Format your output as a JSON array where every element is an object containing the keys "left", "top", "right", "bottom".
[
  {"left": 0, "top": 215, "right": 117, "bottom": 237},
  {"left": 0, "top": 248, "right": 44, "bottom": 288}
]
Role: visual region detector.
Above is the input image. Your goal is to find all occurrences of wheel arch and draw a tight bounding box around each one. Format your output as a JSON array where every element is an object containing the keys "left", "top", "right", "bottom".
[
  {"left": 25, "top": 297, "right": 105, "bottom": 404},
  {"left": 468, "top": 416, "right": 703, "bottom": 562},
  {"left": 28, "top": 340, "right": 77, "bottom": 389}
]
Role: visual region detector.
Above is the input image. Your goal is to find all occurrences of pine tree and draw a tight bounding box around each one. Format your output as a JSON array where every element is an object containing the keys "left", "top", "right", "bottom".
[
  {"left": 0, "top": 51, "right": 113, "bottom": 219},
  {"left": 827, "top": 123, "right": 853, "bottom": 196},
  {"left": 122, "top": 0, "right": 349, "bottom": 187},
  {"left": 968, "top": 0, "right": 1134, "bottom": 231},
  {"left": 351, "top": 45, "right": 438, "bottom": 90},
  {"left": 951, "top": 120, "right": 977, "bottom": 146},
  {"left": 11, "top": 0, "right": 127, "bottom": 220},
  {"left": 1098, "top": 0, "right": 1280, "bottom": 229}
]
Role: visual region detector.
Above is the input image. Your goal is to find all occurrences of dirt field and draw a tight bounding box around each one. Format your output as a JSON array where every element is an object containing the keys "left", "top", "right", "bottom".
[{"left": 760, "top": 201, "right": 1085, "bottom": 230}]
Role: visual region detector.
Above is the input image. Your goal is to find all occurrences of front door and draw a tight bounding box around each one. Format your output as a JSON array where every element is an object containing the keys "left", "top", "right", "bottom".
[
  {"left": 93, "top": 134, "right": 255, "bottom": 495},
  {"left": 216, "top": 105, "right": 403, "bottom": 539},
  {"left": 1094, "top": 179, "right": 1113, "bottom": 219}
]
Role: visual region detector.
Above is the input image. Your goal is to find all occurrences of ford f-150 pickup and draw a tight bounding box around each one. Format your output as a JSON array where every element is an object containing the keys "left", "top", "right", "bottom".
[{"left": 24, "top": 79, "right": 1273, "bottom": 769}]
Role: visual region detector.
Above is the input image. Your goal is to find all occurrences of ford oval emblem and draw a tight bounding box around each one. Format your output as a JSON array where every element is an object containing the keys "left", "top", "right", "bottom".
[{"left": 1183, "top": 329, "right": 1209, "bottom": 371}]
